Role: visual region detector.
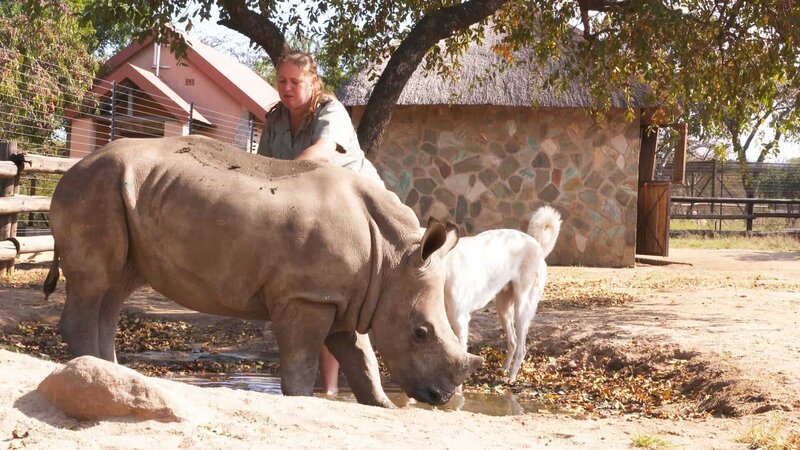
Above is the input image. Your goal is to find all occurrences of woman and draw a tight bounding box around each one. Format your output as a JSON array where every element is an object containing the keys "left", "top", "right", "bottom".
[
  {"left": 257, "top": 50, "right": 382, "bottom": 395},
  {"left": 257, "top": 50, "right": 383, "bottom": 186}
]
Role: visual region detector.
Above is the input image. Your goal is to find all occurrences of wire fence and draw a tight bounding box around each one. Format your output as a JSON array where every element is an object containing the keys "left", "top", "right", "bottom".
[
  {"left": 656, "top": 160, "right": 800, "bottom": 200},
  {"left": 656, "top": 160, "right": 800, "bottom": 231},
  {"left": 2, "top": 46, "right": 264, "bottom": 152},
  {"left": 2, "top": 47, "right": 268, "bottom": 236},
  {"left": 5, "top": 46, "right": 800, "bottom": 235}
]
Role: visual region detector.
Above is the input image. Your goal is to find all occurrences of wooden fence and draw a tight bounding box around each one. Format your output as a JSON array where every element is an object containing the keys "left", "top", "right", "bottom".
[
  {"left": 671, "top": 196, "right": 800, "bottom": 231},
  {"left": 0, "top": 141, "right": 80, "bottom": 275}
]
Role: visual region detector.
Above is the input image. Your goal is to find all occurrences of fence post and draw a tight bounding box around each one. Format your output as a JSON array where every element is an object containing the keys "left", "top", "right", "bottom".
[
  {"left": 28, "top": 178, "right": 36, "bottom": 226},
  {"left": 745, "top": 202, "right": 754, "bottom": 232},
  {"left": 248, "top": 115, "right": 254, "bottom": 153},
  {"left": 110, "top": 80, "right": 117, "bottom": 141},
  {"left": 720, "top": 159, "right": 728, "bottom": 231},
  {"left": 711, "top": 160, "right": 718, "bottom": 231},
  {"left": 188, "top": 102, "right": 194, "bottom": 135},
  {"left": 0, "top": 140, "right": 19, "bottom": 275}
]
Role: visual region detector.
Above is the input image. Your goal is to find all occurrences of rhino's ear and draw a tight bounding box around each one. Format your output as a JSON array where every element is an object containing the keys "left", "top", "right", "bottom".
[{"left": 414, "top": 218, "right": 459, "bottom": 266}]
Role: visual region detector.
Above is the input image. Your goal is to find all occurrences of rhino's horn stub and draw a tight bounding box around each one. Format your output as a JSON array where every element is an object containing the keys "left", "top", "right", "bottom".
[{"left": 467, "top": 353, "right": 484, "bottom": 373}]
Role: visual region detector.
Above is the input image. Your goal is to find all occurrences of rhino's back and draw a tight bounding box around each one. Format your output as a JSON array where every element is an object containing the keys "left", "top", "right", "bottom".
[{"left": 78, "top": 135, "right": 316, "bottom": 180}]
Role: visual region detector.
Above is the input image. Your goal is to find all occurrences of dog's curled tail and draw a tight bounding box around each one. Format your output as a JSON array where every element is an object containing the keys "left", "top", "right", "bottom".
[
  {"left": 526, "top": 206, "right": 562, "bottom": 257},
  {"left": 43, "top": 248, "right": 60, "bottom": 300}
]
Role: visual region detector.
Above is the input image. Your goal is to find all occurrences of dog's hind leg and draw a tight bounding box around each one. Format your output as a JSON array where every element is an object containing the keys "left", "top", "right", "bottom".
[
  {"left": 507, "top": 305, "right": 533, "bottom": 383},
  {"left": 494, "top": 287, "right": 517, "bottom": 374},
  {"left": 507, "top": 280, "right": 545, "bottom": 382}
]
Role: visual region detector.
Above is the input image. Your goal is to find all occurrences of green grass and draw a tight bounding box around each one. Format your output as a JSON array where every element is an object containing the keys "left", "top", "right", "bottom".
[
  {"left": 631, "top": 433, "right": 673, "bottom": 449},
  {"left": 671, "top": 234, "right": 800, "bottom": 251},
  {"left": 671, "top": 218, "right": 799, "bottom": 232}
]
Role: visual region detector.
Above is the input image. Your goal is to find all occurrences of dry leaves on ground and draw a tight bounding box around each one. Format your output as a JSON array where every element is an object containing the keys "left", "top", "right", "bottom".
[{"left": 464, "top": 342, "right": 711, "bottom": 420}]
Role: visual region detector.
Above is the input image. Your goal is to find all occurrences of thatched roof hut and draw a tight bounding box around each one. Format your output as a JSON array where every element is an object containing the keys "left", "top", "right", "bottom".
[
  {"left": 338, "top": 30, "right": 650, "bottom": 109},
  {"left": 338, "top": 31, "right": 659, "bottom": 268}
]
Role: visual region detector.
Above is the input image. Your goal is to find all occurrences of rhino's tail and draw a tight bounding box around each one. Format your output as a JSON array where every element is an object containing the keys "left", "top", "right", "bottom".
[
  {"left": 43, "top": 248, "right": 59, "bottom": 300},
  {"left": 526, "top": 206, "right": 562, "bottom": 257}
]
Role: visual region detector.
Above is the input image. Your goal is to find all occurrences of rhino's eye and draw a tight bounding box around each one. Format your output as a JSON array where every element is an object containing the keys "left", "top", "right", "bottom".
[{"left": 413, "top": 325, "right": 429, "bottom": 343}]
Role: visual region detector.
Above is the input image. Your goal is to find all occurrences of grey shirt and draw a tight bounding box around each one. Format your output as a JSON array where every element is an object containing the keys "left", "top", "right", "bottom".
[{"left": 257, "top": 98, "right": 384, "bottom": 186}]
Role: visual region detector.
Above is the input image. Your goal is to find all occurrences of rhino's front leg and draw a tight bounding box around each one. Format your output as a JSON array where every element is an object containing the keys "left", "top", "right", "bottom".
[
  {"left": 270, "top": 300, "right": 335, "bottom": 396},
  {"left": 325, "top": 331, "right": 395, "bottom": 408}
]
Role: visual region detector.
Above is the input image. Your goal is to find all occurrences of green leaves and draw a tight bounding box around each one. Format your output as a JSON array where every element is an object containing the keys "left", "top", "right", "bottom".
[
  {"left": 12, "top": 0, "right": 795, "bottom": 157},
  {"left": 1, "top": 0, "right": 96, "bottom": 149}
]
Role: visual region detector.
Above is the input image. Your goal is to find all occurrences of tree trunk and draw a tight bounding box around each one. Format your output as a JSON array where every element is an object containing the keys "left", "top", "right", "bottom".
[
  {"left": 727, "top": 121, "right": 757, "bottom": 231},
  {"left": 357, "top": 0, "right": 509, "bottom": 156}
]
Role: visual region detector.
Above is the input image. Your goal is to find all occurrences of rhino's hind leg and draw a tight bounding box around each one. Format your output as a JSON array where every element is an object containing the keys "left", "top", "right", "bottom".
[
  {"left": 270, "top": 300, "right": 336, "bottom": 396},
  {"left": 97, "top": 263, "right": 145, "bottom": 362},
  {"left": 59, "top": 279, "right": 104, "bottom": 358},
  {"left": 59, "top": 263, "right": 144, "bottom": 362},
  {"left": 325, "top": 331, "right": 395, "bottom": 408},
  {"left": 54, "top": 173, "right": 148, "bottom": 362}
]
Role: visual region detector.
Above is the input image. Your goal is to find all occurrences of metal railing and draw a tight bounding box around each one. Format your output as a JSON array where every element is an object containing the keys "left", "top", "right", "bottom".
[{"left": 671, "top": 196, "right": 800, "bottom": 231}]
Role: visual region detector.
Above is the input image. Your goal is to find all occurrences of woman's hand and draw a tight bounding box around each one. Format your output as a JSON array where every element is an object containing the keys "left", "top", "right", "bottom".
[{"left": 295, "top": 137, "right": 339, "bottom": 162}]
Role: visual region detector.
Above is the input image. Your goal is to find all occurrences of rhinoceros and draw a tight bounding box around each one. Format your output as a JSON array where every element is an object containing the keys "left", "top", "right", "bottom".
[{"left": 43, "top": 135, "right": 482, "bottom": 407}]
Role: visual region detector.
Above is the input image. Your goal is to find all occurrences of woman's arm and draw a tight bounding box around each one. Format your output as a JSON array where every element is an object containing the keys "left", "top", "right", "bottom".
[{"left": 295, "top": 137, "right": 339, "bottom": 162}]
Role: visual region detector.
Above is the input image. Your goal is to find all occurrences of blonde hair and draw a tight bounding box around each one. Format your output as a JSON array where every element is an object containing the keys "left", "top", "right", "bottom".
[{"left": 276, "top": 50, "right": 333, "bottom": 122}]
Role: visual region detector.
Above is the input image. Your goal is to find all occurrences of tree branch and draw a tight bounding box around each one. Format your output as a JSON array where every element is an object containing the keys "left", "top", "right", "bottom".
[
  {"left": 357, "top": 0, "right": 508, "bottom": 155},
  {"left": 759, "top": 109, "right": 790, "bottom": 163},
  {"left": 217, "top": 0, "right": 289, "bottom": 67},
  {"left": 716, "top": 0, "right": 747, "bottom": 44},
  {"left": 741, "top": 109, "right": 772, "bottom": 154},
  {"left": 577, "top": 0, "right": 594, "bottom": 41},
  {"left": 577, "top": 0, "right": 632, "bottom": 12}
]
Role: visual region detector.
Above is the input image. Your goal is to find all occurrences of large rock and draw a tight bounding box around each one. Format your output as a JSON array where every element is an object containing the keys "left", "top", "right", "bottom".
[{"left": 37, "top": 356, "right": 189, "bottom": 422}]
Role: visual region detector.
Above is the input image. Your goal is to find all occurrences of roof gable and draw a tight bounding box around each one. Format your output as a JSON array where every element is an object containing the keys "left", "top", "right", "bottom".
[
  {"left": 101, "top": 33, "right": 278, "bottom": 119},
  {"left": 65, "top": 63, "right": 211, "bottom": 125}
]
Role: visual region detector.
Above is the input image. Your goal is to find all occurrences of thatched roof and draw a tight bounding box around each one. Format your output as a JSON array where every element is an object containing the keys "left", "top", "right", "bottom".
[{"left": 337, "top": 30, "right": 650, "bottom": 109}]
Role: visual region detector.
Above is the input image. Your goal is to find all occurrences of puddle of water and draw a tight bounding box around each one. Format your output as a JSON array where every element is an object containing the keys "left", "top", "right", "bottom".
[
  {"left": 176, "top": 374, "right": 283, "bottom": 395},
  {"left": 124, "top": 350, "right": 265, "bottom": 363},
  {"left": 140, "top": 350, "right": 557, "bottom": 416},
  {"left": 172, "top": 373, "right": 552, "bottom": 416}
]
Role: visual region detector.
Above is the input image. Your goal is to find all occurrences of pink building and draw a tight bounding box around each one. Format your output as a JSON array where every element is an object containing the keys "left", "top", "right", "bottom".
[{"left": 67, "top": 34, "right": 278, "bottom": 157}]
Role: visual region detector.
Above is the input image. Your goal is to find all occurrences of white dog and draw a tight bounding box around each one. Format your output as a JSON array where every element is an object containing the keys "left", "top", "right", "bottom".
[{"left": 442, "top": 206, "right": 562, "bottom": 382}]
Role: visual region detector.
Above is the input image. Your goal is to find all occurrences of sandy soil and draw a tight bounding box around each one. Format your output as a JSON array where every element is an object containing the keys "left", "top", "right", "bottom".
[{"left": 1, "top": 248, "right": 799, "bottom": 449}]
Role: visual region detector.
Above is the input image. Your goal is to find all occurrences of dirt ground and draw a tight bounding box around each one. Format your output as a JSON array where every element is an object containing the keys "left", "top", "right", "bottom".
[{"left": 1, "top": 248, "right": 799, "bottom": 449}]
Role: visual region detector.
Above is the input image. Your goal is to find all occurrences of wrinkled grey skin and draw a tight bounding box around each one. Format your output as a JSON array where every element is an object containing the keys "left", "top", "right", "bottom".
[{"left": 45, "top": 135, "right": 483, "bottom": 407}]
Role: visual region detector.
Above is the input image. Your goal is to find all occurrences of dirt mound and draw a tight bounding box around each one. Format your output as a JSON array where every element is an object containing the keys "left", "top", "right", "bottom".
[
  {"left": 463, "top": 332, "right": 789, "bottom": 420},
  {"left": 683, "top": 354, "right": 793, "bottom": 417}
]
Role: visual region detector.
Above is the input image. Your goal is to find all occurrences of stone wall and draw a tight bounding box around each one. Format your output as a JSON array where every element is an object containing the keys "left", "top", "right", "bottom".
[{"left": 351, "top": 105, "right": 642, "bottom": 267}]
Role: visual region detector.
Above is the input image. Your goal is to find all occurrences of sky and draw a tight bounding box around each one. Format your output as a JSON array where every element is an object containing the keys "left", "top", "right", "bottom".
[
  {"left": 767, "top": 142, "right": 800, "bottom": 163},
  {"left": 184, "top": 10, "right": 800, "bottom": 163},
  {"left": 743, "top": 133, "right": 800, "bottom": 163}
]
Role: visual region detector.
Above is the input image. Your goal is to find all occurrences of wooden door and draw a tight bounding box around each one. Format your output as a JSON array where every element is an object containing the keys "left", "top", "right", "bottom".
[{"left": 637, "top": 181, "right": 671, "bottom": 256}]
